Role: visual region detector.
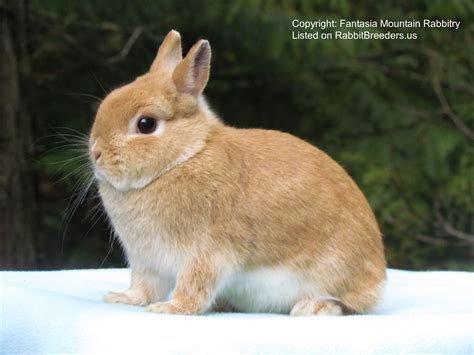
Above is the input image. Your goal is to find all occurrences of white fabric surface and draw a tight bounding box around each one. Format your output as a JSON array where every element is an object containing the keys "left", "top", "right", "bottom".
[{"left": 1, "top": 268, "right": 473, "bottom": 354}]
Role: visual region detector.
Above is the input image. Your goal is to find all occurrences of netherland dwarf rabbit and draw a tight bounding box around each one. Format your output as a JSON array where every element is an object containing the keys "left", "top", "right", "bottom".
[{"left": 90, "top": 30, "right": 386, "bottom": 316}]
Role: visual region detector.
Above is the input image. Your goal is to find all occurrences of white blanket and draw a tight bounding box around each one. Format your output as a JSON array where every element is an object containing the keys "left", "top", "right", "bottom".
[{"left": 1, "top": 269, "right": 473, "bottom": 354}]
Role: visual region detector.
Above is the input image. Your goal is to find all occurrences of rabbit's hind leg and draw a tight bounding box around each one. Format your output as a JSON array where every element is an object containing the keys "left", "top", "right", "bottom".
[{"left": 290, "top": 298, "right": 350, "bottom": 316}]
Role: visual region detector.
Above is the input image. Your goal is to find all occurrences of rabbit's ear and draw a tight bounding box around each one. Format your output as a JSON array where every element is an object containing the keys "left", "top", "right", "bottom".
[
  {"left": 150, "top": 30, "right": 182, "bottom": 72},
  {"left": 172, "top": 39, "right": 211, "bottom": 96}
]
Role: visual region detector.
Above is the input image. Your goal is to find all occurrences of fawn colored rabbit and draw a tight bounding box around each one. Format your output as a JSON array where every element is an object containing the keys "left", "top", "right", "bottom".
[{"left": 91, "top": 30, "right": 386, "bottom": 316}]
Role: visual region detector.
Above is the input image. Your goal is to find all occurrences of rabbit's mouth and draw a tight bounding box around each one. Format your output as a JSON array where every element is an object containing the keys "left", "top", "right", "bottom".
[
  {"left": 93, "top": 139, "right": 207, "bottom": 192},
  {"left": 91, "top": 161, "right": 126, "bottom": 191},
  {"left": 93, "top": 167, "right": 130, "bottom": 192},
  {"left": 93, "top": 162, "right": 156, "bottom": 192},
  {"left": 92, "top": 166, "right": 106, "bottom": 184}
]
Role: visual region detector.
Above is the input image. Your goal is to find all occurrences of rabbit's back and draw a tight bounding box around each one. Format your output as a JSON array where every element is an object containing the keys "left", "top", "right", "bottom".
[{"left": 202, "top": 126, "right": 386, "bottom": 312}]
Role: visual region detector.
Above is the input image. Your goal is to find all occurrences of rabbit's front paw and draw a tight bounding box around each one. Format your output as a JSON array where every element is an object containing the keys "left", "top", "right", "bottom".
[
  {"left": 145, "top": 301, "right": 200, "bottom": 315},
  {"left": 103, "top": 290, "right": 149, "bottom": 306}
]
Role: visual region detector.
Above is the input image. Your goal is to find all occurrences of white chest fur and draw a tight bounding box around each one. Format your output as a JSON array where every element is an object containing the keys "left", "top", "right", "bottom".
[{"left": 100, "top": 186, "right": 182, "bottom": 277}]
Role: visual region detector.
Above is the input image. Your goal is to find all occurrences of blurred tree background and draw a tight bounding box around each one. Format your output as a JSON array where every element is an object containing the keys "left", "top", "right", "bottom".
[{"left": 1, "top": 0, "right": 472, "bottom": 270}]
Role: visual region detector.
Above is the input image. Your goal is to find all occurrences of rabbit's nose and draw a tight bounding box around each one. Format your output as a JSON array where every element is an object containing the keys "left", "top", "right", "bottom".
[
  {"left": 90, "top": 141, "right": 102, "bottom": 162},
  {"left": 93, "top": 151, "right": 102, "bottom": 162}
]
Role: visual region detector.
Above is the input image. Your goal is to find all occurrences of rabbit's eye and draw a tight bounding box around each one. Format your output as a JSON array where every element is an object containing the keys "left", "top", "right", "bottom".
[{"left": 137, "top": 117, "right": 157, "bottom": 134}]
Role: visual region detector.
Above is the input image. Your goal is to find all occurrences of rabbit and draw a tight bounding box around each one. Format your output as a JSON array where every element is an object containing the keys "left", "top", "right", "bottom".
[{"left": 91, "top": 30, "right": 386, "bottom": 316}]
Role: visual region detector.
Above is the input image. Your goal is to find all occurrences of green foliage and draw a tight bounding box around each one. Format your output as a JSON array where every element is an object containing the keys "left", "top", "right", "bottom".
[{"left": 30, "top": 0, "right": 474, "bottom": 270}]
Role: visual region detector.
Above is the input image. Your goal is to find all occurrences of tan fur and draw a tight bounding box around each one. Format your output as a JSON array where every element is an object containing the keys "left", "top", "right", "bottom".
[{"left": 92, "top": 30, "right": 386, "bottom": 316}]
